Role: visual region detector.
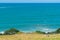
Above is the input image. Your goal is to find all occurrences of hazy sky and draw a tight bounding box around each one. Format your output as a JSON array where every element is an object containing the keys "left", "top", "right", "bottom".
[{"left": 0, "top": 0, "right": 60, "bottom": 3}]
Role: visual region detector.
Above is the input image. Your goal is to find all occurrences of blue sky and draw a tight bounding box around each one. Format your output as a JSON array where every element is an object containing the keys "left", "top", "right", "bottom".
[{"left": 0, "top": 0, "right": 60, "bottom": 3}]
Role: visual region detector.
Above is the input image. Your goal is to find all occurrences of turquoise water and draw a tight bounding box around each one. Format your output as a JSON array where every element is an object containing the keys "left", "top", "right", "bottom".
[{"left": 0, "top": 3, "right": 60, "bottom": 32}]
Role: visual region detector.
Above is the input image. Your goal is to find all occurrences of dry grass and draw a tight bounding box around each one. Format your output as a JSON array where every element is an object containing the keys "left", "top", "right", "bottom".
[{"left": 0, "top": 33, "right": 60, "bottom": 40}]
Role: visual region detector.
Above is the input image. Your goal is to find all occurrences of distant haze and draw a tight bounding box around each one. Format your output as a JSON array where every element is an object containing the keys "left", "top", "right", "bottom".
[{"left": 0, "top": 0, "right": 60, "bottom": 3}]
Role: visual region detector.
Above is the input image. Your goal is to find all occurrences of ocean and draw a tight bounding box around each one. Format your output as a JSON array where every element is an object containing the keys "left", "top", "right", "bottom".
[{"left": 0, "top": 3, "right": 60, "bottom": 32}]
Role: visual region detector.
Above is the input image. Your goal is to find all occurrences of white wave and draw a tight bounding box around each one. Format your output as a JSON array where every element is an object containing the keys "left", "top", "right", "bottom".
[{"left": 0, "top": 31, "right": 4, "bottom": 34}]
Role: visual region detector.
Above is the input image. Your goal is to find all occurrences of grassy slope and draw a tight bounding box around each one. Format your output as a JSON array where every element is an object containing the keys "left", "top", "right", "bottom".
[{"left": 0, "top": 33, "right": 60, "bottom": 40}]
